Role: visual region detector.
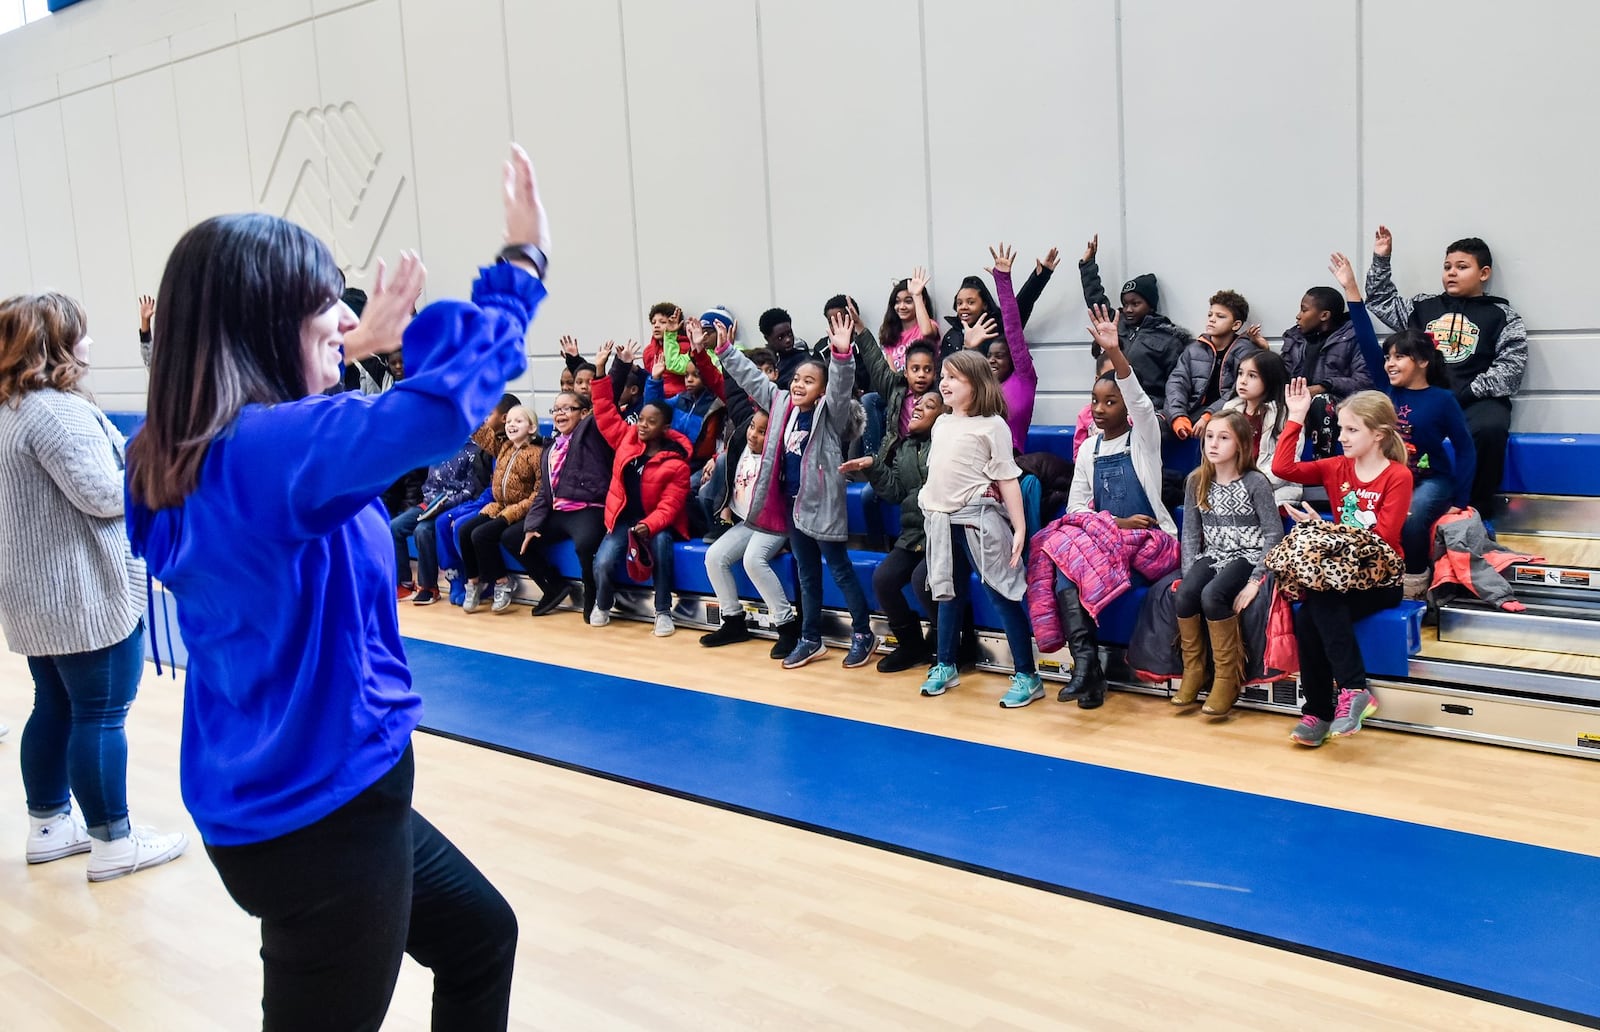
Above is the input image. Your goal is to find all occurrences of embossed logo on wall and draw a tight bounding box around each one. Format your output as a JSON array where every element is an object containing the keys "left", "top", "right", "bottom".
[{"left": 260, "top": 103, "right": 404, "bottom": 274}]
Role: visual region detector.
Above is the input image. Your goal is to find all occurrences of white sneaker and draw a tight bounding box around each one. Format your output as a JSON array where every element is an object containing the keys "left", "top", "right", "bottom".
[
  {"left": 27, "top": 812, "right": 90, "bottom": 864},
  {"left": 653, "top": 613, "right": 675, "bottom": 637},
  {"left": 462, "top": 583, "right": 484, "bottom": 614},
  {"left": 87, "top": 826, "right": 188, "bottom": 883},
  {"left": 491, "top": 580, "right": 515, "bottom": 613},
  {"left": 589, "top": 608, "right": 611, "bottom": 627}
]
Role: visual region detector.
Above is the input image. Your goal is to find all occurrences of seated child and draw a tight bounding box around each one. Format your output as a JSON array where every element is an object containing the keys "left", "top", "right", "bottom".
[
  {"left": 1363, "top": 227, "right": 1521, "bottom": 517},
  {"left": 1030, "top": 305, "right": 1180, "bottom": 710},
  {"left": 1078, "top": 233, "right": 1189, "bottom": 413},
  {"left": 1171, "top": 411, "right": 1284, "bottom": 715},
  {"left": 588, "top": 384, "right": 692, "bottom": 637},
  {"left": 1280, "top": 285, "right": 1373, "bottom": 456},
  {"left": 1220, "top": 349, "right": 1302, "bottom": 509},
  {"left": 938, "top": 247, "right": 1059, "bottom": 363},
  {"left": 859, "top": 311, "right": 939, "bottom": 454},
  {"left": 1332, "top": 251, "right": 1475, "bottom": 597},
  {"left": 644, "top": 319, "right": 727, "bottom": 465},
  {"left": 640, "top": 302, "right": 709, "bottom": 399},
  {"left": 984, "top": 243, "right": 1040, "bottom": 452},
  {"left": 699, "top": 410, "right": 799, "bottom": 649},
  {"left": 1272, "top": 381, "right": 1412, "bottom": 747},
  {"left": 392, "top": 424, "right": 494, "bottom": 606},
  {"left": 457, "top": 405, "right": 543, "bottom": 614},
  {"left": 1073, "top": 353, "right": 1119, "bottom": 463},
  {"left": 516, "top": 389, "right": 614, "bottom": 621},
  {"left": 916, "top": 352, "right": 1040, "bottom": 706},
  {"left": 1165, "top": 290, "right": 1263, "bottom": 439},
  {"left": 717, "top": 313, "right": 875, "bottom": 669},
  {"left": 876, "top": 269, "right": 939, "bottom": 372}
]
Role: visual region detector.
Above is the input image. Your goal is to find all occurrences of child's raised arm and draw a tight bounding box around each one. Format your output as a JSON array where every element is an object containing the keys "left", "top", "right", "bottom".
[
  {"left": 851, "top": 298, "right": 898, "bottom": 398},
  {"left": 1271, "top": 378, "right": 1325, "bottom": 487},
  {"left": 713, "top": 321, "right": 779, "bottom": 412},
  {"left": 908, "top": 267, "right": 938, "bottom": 338},
  {"left": 820, "top": 310, "right": 857, "bottom": 433},
  {"left": 991, "top": 243, "right": 1036, "bottom": 385},
  {"left": 1332, "top": 252, "right": 1386, "bottom": 389},
  {"left": 1363, "top": 224, "right": 1414, "bottom": 331}
]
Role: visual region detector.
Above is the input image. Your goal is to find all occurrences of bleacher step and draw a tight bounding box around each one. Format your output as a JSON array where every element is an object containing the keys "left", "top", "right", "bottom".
[
  {"left": 1438, "top": 598, "right": 1600, "bottom": 659},
  {"left": 1494, "top": 494, "right": 1600, "bottom": 539}
]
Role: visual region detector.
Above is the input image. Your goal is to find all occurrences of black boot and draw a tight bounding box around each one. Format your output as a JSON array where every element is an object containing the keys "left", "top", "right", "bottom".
[
  {"left": 1055, "top": 590, "right": 1103, "bottom": 705},
  {"left": 530, "top": 580, "right": 574, "bottom": 617},
  {"left": 770, "top": 617, "right": 802, "bottom": 660},
  {"left": 700, "top": 612, "right": 751, "bottom": 648},
  {"left": 876, "top": 620, "right": 930, "bottom": 673}
]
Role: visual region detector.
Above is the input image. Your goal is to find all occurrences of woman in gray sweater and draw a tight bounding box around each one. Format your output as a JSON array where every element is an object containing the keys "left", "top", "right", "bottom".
[{"left": 0, "top": 292, "right": 186, "bottom": 882}]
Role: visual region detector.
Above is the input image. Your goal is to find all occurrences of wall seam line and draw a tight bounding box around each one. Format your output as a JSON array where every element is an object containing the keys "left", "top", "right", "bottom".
[{"left": 616, "top": 0, "right": 645, "bottom": 325}]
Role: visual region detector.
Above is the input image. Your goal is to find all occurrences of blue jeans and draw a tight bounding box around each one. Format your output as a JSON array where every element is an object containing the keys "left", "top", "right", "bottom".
[
  {"left": 594, "top": 526, "right": 676, "bottom": 614},
  {"left": 21, "top": 623, "right": 145, "bottom": 841},
  {"left": 788, "top": 530, "right": 871, "bottom": 639},
  {"left": 857, "top": 392, "right": 886, "bottom": 460},
  {"left": 390, "top": 508, "right": 442, "bottom": 589},
  {"left": 1403, "top": 475, "right": 1454, "bottom": 574},
  {"left": 937, "top": 530, "right": 1035, "bottom": 673}
]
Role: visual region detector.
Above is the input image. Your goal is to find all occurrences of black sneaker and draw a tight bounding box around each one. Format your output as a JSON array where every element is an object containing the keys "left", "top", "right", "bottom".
[
  {"left": 531, "top": 583, "right": 573, "bottom": 617},
  {"left": 700, "top": 613, "right": 751, "bottom": 648},
  {"left": 411, "top": 588, "right": 439, "bottom": 606}
]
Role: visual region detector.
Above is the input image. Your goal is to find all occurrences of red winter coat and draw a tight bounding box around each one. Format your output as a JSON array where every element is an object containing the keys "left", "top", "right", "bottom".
[{"left": 592, "top": 374, "right": 693, "bottom": 538}]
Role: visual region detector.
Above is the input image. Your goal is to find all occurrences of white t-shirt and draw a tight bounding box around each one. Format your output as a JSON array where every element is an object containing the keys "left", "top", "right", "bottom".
[
  {"left": 919, "top": 413, "right": 1022, "bottom": 514},
  {"left": 731, "top": 447, "right": 762, "bottom": 521}
]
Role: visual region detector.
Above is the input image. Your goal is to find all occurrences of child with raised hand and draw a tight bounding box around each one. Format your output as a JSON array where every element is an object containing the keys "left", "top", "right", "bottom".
[
  {"left": 1166, "top": 290, "right": 1263, "bottom": 440},
  {"left": 1072, "top": 352, "right": 1119, "bottom": 463},
  {"left": 1078, "top": 233, "right": 1189, "bottom": 410},
  {"left": 858, "top": 289, "right": 940, "bottom": 453},
  {"left": 643, "top": 317, "right": 726, "bottom": 465},
  {"left": 840, "top": 390, "right": 946, "bottom": 672},
  {"left": 914, "top": 352, "right": 1038, "bottom": 705},
  {"left": 877, "top": 267, "right": 939, "bottom": 372},
  {"left": 699, "top": 409, "right": 799, "bottom": 648},
  {"left": 937, "top": 247, "right": 1060, "bottom": 363},
  {"left": 1171, "top": 411, "right": 1284, "bottom": 714},
  {"left": 715, "top": 314, "right": 875, "bottom": 669},
  {"left": 1220, "top": 349, "right": 1301, "bottom": 508},
  {"left": 586, "top": 341, "right": 693, "bottom": 635},
  {"left": 457, "top": 405, "right": 543, "bottom": 614},
  {"left": 1363, "top": 227, "right": 1523, "bottom": 518},
  {"left": 1272, "top": 379, "right": 1412, "bottom": 746},
  {"left": 1033, "top": 305, "right": 1180, "bottom": 710},
  {"left": 517, "top": 388, "right": 613, "bottom": 621},
  {"left": 1331, "top": 251, "right": 1475, "bottom": 597},
  {"left": 984, "top": 242, "right": 1041, "bottom": 451},
  {"left": 640, "top": 302, "right": 700, "bottom": 399}
]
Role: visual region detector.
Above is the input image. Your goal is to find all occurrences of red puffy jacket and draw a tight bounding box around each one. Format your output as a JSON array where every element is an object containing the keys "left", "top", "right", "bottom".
[{"left": 592, "top": 375, "right": 693, "bottom": 538}]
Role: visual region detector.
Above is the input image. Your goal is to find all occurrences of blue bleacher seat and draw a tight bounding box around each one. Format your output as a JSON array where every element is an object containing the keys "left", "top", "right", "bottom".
[
  {"left": 1024, "top": 425, "right": 1076, "bottom": 463},
  {"left": 106, "top": 411, "right": 144, "bottom": 438},
  {"left": 845, "top": 482, "right": 878, "bottom": 539},
  {"left": 1502, "top": 433, "right": 1600, "bottom": 497},
  {"left": 821, "top": 550, "right": 888, "bottom": 611},
  {"left": 1351, "top": 599, "right": 1424, "bottom": 677}
]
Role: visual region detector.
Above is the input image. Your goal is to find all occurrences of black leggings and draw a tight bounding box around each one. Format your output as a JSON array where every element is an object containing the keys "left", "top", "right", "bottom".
[
  {"left": 514, "top": 507, "right": 607, "bottom": 617},
  {"left": 1463, "top": 396, "right": 1511, "bottom": 517},
  {"left": 206, "top": 747, "right": 516, "bottom": 1031},
  {"left": 457, "top": 513, "right": 511, "bottom": 582},
  {"left": 872, "top": 546, "right": 933, "bottom": 628},
  {"left": 1294, "top": 584, "right": 1403, "bottom": 720},
  {"left": 1174, "top": 556, "right": 1254, "bottom": 621}
]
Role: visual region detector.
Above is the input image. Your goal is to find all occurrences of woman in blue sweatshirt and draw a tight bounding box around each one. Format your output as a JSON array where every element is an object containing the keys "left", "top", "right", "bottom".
[
  {"left": 125, "top": 146, "right": 548, "bottom": 1031},
  {"left": 1331, "top": 252, "right": 1476, "bottom": 598}
]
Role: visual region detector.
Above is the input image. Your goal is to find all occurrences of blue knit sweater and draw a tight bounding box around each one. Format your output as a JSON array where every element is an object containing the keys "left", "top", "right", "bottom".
[{"left": 127, "top": 263, "right": 543, "bottom": 846}]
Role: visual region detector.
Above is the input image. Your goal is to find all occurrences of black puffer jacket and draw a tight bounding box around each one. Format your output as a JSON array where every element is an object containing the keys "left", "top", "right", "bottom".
[
  {"left": 1280, "top": 318, "right": 1372, "bottom": 403},
  {"left": 937, "top": 265, "right": 1054, "bottom": 362}
]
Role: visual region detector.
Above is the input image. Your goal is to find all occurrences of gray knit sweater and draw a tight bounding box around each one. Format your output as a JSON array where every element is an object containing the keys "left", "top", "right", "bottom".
[{"left": 0, "top": 390, "right": 147, "bottom": 656}]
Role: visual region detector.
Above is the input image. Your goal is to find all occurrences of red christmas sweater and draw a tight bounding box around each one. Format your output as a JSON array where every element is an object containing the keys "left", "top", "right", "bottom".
[{"left": 1271, "top": 420, "right": 1412, "bottom": 556}]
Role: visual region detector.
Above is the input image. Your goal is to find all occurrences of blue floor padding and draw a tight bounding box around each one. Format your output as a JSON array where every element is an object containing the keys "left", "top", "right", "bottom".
[{"left": 404, "top": 637, "right": 1600, "bottom": 1024}]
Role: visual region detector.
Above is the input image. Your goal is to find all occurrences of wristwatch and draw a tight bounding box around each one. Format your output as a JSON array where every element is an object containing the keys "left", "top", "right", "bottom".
[{"left": 497, "top": 244, "right": 548, "bottom": 281}]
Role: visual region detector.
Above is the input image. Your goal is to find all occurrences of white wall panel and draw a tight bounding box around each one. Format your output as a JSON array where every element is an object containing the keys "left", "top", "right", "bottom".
[
  {"left": 505, "top": 0, "right": 641, "bottom": 352},
  {"left": 11, "top": 102, "right": 81, "bottom": 297},
  {"left": 760, "top": 0, "right": 927, "bottom": 341},
  {"left": 923, "top": 0, "right": 1121, "bottom": 345},
  {"left": 171, "top": 47, "right": 254, "bottom": 221},
  {"left": 0, "top": 117, "right": 32, "bottom": 296},
  {"left": 59, "top": 85, "right": 137, "bottom": 365},
  {"left": 237, "top": 23, "right": 323, "bottom": 230},
  {"left": 398, "top": 0, "right": 509, "bottom": 303},
  {"left": 621, "top": 0, "right": 769, "bottom": 332},
  {"left": 113, "top": 67, "right": 190, "bottom": 294},
  {"left": 1122, "top": 0, "right": 1358, "bottom": 341}
]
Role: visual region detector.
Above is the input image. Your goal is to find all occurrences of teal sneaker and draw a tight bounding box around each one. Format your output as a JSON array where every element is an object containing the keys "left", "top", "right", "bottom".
[
  {"left": 999, "top": 671, "right": 1045, "bottom": 709},
  {"left": 919, "top": 663, "right": 961, "bottom": 697}
]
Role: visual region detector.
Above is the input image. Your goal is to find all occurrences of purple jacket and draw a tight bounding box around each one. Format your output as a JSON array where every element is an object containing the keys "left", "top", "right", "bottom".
[{"left": 993, "top": 268, "right": 1037, "bottom": 452}]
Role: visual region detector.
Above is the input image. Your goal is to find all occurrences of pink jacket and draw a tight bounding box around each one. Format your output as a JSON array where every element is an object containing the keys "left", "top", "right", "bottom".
[{"left": 1026, "top": 509, "right": 1180, "bottom": 652}]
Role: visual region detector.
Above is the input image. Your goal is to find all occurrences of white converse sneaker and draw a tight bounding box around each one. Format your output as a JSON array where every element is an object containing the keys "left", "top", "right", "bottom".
[
  {"left": 588, "top": 608, "right": 611, "bottom": 628},
  {"left": 27, "top": 812, "right": 91, "bottom": 864},
  {"left": 653, "top": 613, "right": 675, "bottom": 637},
  {"left": 87, "top": 826, "right": 188, "bottom": 883}
]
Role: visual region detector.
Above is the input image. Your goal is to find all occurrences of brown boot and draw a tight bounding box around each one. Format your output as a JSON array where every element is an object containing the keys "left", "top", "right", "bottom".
[
  {"left": 1172, "top": 614, "right": 1208, "bottom": 705},
  {"left": 1202, "top": 615, "right": 1245, "bottom": 715}
]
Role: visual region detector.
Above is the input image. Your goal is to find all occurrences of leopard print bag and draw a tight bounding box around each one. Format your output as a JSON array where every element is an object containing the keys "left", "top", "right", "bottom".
[{"left": 1264, "top": 520, "right": 1403, "bottom": 599}]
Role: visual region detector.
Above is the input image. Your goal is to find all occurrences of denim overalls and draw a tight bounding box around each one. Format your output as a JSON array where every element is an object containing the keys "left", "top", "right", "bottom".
[{"left": 1092, "top": 433, "right": 1156, "bottom": 520}]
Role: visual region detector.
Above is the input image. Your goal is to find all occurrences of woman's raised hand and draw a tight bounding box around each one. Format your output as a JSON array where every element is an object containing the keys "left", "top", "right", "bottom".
[
  {"left": 343, "top": 251, "right": 426, "bottom": 361},
  {"left": 502, "top": 143, "right": 549, "bottom": 256}
]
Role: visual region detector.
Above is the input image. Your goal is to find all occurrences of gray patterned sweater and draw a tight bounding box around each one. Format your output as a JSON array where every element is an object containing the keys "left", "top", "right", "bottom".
[
  {"left": 1180, "top": 469, "right": 1283, "bottom": 580},
  {"left": 0, "top": 390, "right": 147, "bottom": 655}
]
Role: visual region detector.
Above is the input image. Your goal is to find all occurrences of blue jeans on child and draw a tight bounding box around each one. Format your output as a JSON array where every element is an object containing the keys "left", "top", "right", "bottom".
[
  {"left": 594, "top": 526, "right": 676, "bottom": 615},
  {"left": 857, "top": 392, "right": 885, "bottom": 460},
  {"left": 788, "top": 530, "right": 872, "bottom": 639},
  {"left": 390, "top": 508, "right": 443, "bottom": 589},
  {"left": 937, "top": 530, "right": 1035, "bottom": 673},
  {"left": 1402, "top": 475, "right": 1454, "bottom": 574},
  {"left": 21, "top": 623, "right": 145, "bottom": 842}
]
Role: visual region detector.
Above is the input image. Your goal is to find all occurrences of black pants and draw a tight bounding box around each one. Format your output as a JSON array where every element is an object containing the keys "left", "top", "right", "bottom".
[
  {"left": 1174, "top": 556, "right": 1254, "bottom": 621},
  {"left": 1294, "top": 584, "right": 1403, "bottom": 720},
  {"left": 207, "top": 747, "right": 517, "bottom": 1031},
  {"left": 873, "top": 546, "right": 932, "bottom": 628},
  {"left": 457, "top": 513, "right": 511, "bottom": 582},
  {"left": 1464, "top": 396, "right": 1511, "bottom": 518},
  {"left": 515, "top": 507, "right": 607, "bottom": 618}
]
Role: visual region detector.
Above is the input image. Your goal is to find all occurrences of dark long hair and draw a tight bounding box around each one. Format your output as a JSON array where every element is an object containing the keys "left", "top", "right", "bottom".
[
  {"left": 878, "top": 278, "right": 936, "bottom": 348},
  {"left": 1238, "top": 348, "right": 1288, "bottom": 438},
  {"left": 952, "top": 276, "right": 1001, "bottom": 328},
  {"left": 1383, "top": 329, "right": 1447, "bottom": 388},
  {"left": 128, "top": 214, "right": 345, "bottom": 509}
]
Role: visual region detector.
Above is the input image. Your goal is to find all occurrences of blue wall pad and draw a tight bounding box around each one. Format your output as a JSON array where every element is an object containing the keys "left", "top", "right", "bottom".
[{"left": 403, "top": 637, "right": 1600, "bottom": 1025}]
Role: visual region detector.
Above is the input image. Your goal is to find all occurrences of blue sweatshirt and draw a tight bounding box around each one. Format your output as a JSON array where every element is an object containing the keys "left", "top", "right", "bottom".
[
  {"left": 127, "top": 263, "right": 543, "bottom": 846},
  {"left": 1350, "top": 301, "right": 1477, "bottom": 508}
]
